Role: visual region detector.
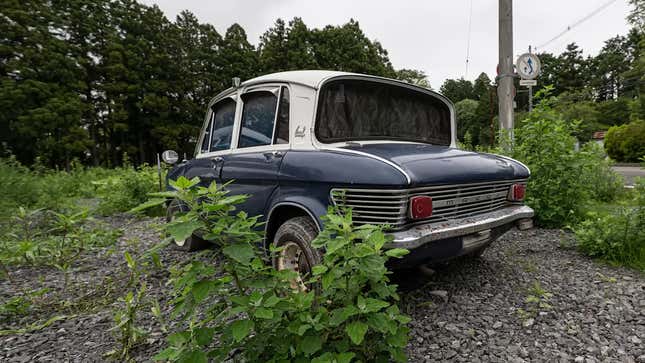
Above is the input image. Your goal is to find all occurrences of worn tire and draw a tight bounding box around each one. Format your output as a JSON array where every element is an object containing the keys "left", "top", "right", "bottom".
[
  {"left": 272, "top": 217, "right": 322, "bottom": 289},
  {"left": 166, "top": 199, "right": 208, "bottom": 252}
]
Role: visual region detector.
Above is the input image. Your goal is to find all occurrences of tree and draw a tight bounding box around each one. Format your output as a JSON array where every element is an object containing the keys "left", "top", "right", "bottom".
[
  {"left": 556, "top": 43, "right": 590, "bottom": 93},
  {"left": 395, "top": 69, "right": 430, "bottom": 89},
  {"left": 472, "top": 72, "right": 491, "bottom": 99},
  {"left": 439, "top": 78, "right": 474, "bottom": 103},
  {"left": 0, "top": 0, "right": 89, "bottom": 168},
  {"left": 258, "top": 17, "right": 318, "bottom": 73},
  {"left": 309, "top": 19, "right": 395, "bottom": 77},
  {"left": 628, "top": 0, "right": 645, "bottom": 32},
  {"left": 454, "top": 99, "right": 479, "bottom": 141},
  {"left": 220, "top": 23, "right": 259, "bottom": 82}
]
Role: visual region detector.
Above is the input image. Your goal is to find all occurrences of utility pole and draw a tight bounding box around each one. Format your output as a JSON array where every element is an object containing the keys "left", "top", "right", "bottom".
[{"left": 498, "top": 0, "right": 514, "bottom": 138}]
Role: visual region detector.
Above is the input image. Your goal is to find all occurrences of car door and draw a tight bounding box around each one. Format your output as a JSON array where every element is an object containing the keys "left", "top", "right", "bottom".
[
  {"left": 220, "top": 85, "right": 290, "bottom": 219},
  {"left": 187, "top": 95, "right": 237, "bottom": 187}
]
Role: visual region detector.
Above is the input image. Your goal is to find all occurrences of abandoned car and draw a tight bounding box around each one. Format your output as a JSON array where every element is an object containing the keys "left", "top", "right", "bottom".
[{"left": 164, "top": 70, "right": 534, "bottom": 274}]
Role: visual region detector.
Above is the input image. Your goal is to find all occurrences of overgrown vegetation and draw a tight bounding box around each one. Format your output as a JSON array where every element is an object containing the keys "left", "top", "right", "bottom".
[
  {"left": 136, "top": 176, "right": 410, "bottom": 362},
  {"left": 504, "top": 88, "right": 624, "bottom": 227},
  {"left": 0, "top": 156, "right": 161, "bottom": 222},
  {"left": 574, "top": 179, "right": 645, "bottom": 270}
]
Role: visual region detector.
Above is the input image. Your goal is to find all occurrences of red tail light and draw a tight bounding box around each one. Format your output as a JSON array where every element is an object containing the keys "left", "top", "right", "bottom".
[
  {"left": 508, "top": 184, "right": 526, "bottom": 201},
  {"left": 409, "top": 196, "right": 433, "bottom": 219}
]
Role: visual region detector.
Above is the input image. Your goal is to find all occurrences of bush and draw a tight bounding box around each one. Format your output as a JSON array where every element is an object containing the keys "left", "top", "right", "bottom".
[
  {"left": 508, "top": 91, "right": 624, "bottom": 227},
  {"left": 94, "top": 165, "right": 160, "bottom": 215},
  {"left": 604, "top": 120, "right": 645, "bottom": 162},
  {"left": 510, "top": 100, "right": 588, "bottom": 227},
  {"left": 0, "top": 157, "right": 161, "bottom": 220},
  {"left": 141, "top": 177, "right": 410, "bottom": 362},
  {"left": 579, "top": 142, "right": 624, "bottom": 202},
  {"left": 574, "top": 179, "right": 645, "bottom": 271}
]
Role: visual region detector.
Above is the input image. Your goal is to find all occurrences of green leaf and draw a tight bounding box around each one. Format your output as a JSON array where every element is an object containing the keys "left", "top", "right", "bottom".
[
  {"left": 329, "top": 306, "right": 359, "bottom": 326},
  {"left": 299, "top": 334, "right": 322, "bottom": 356},
  {"left": 167, "top": 220, "right": 203, "bottom": 242},
  {"left": 311, "top": 352, "right": 333, "bottom": 363},
  {"left": 296, "top": 323, "right": 311, "bottom": 336},
  {"left": 230, "top": 319, "right": 254, "bottom": 342},
  {"left": 385, "top": 248, "right": 410, "bottom": 258},
  {"left": 345, "top": 321, "right": 369, "bottom": 345},
  {"left": 178, "top": 350, "right": 207, "bottom": 363},
  {"left": 352, "top": 244, "right": 374, "bottom": 258},
  {"left": 124, "top": 251, "right": 135, "bottom": 270},
  {"left": 222, "top": 243, "right": 256, "bottom": 265},
  {"left": 335, "top": 352, "right": 356, "bottom": 363},
  {"left": 367, "top": 312, "right": 394, "bottom": 333},
  {"left": 129, "top": 198, "right": 167, "bottom": 213},
  {"left": 386, "top": 326, "right": 410, "bottom": 347},
  {"left": 254, "top": 307, "right": 274, "bottom": 319},
  {"left": 363, "top": 298, "right": 390, "bottom": 313},
  {"left": 192, "top": 280, "right": 214, "bottom": 304},
  {"left": 312, "top": 265, "right": 328, "bottom": 276},
  {"left": 194, "top": 327, "right": 215, "bottom": 346},
  {"left": 263, "top": 294, "right": 280, "bottom": 307}
]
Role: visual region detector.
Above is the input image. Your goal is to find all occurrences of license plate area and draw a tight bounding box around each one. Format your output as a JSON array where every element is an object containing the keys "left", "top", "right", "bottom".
[{"left": 462, "top": 229, "right": 491, "bottom": 250}]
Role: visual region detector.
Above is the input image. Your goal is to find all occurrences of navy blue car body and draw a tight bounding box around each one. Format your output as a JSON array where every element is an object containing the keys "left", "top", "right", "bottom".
[{"left": 166, "top": 71, "right": 534, "bottom": 268}]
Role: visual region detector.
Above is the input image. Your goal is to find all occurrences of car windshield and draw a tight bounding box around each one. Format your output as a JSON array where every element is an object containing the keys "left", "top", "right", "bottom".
[{"left": 315, "top": 79, "right": 452, "bottom": 145}]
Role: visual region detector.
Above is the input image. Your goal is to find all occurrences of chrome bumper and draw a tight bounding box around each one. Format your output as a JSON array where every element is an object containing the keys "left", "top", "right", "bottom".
[{"left": 386, "top": 205, "right": 534, "bottom": 249}]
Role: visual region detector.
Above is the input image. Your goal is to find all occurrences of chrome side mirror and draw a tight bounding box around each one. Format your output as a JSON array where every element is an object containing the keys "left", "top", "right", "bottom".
[{"left": 161, "top": 150, "right": 179, "bottom": 164}]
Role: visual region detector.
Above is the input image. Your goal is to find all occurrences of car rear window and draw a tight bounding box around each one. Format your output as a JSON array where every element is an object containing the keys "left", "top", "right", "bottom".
[{"left": 315, "top": 79, "right": 451, "bottom": 145}]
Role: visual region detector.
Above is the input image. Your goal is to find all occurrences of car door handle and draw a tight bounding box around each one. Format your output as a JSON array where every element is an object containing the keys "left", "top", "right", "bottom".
[
  {"left": 211, "top": 156, "right": 223, "bottom": 167},
  {"left": 263, "top": 151, "right": 284, "bottom": 160}
]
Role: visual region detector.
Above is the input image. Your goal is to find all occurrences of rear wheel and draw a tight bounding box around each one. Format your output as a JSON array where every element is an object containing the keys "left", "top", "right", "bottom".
[
  {"left": 272, "top": 217, "right": 321, "bottom": 290},
  {"left": 166, "top": 199, "right": 208, "bottom": 251}
]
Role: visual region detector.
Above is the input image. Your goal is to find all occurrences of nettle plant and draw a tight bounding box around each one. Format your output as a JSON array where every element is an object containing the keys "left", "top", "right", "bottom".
[{"left": 140, "top": 176, "right": 410, "bottom": 362}]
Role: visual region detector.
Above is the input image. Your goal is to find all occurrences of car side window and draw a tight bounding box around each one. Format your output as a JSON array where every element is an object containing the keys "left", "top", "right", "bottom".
[
  {"left": 274, "top": 87, "right": 289, "bottom": 144},
  {"left": 238, "top": 91, "right": 278, "bottom": 148},
  {"left": 209, "top": 98, "right": 236, "bottom": 152},
  {"left": 200, "top": 115, "right": 213, "bottom": 153}
]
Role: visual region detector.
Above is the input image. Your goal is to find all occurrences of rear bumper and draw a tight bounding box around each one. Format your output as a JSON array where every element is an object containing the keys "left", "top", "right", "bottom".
[{"left": 386, "top": 205, "right": 534, "bottom": 250}]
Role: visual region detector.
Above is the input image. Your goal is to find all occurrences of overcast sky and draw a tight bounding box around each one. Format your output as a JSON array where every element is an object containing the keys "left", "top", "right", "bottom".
[{"left": 143, "top": 0, "right": 632, "bottom": 88}]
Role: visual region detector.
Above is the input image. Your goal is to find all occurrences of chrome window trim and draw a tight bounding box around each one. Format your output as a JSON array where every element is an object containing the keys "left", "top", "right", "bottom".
[
  {"left": 194, "top": 92, "right": 238, "bottom": 157},
  {"left": 310, "top": 75, "right": 457, "bottom": 149},
  {"left": 236, "top": 86, "right": 281, "bottom": 150}
]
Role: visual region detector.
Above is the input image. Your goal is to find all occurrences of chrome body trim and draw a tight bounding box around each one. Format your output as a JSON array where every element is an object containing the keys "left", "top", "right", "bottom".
[
  {"left": 321, "top": 147, "right": 412, "bottom": 184},
  {"left": 330, "top": 179, "right": 528, "bottom": 229},
  {"left": 386, "top": 205, "right": 534, "bottom": 249}
]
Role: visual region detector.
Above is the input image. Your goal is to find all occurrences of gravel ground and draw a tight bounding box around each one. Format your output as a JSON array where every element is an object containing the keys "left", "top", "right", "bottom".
[{"left": 1, "top": 217, "right": 643, "bottom": 362}]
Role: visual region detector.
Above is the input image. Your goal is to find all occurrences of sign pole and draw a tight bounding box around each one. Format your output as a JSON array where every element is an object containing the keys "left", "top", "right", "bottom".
[
  {"left": 497, "top": 0, "right": 514, "bottom": 139},
  {"left": 528, "top": 85, "right": 533, "bottom": 112},
  {"left": 528, "top": 46, "right": 533, "bottom": 112}
]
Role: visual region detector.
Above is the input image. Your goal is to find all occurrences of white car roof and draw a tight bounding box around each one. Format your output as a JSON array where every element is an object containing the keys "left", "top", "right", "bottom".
[{"left": 242, "top": 70, "right": 358, "bottom": 89}]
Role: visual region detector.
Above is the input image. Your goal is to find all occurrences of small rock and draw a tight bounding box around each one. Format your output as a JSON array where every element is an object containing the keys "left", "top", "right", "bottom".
[
  {"left": 445, "top": 323, "right": 459, "bottom": 334},
  {"left": 416, "top": 337, "right": 424, "bottom": 344},
  {"left": 622, "top": 276, "right": 633, "bottom": 281},
  {"left": 429, "top": 290, "right": 448, "bottom": 302},
  {"left": 451, "top": 340, "right": 460, "bottom": 349},
  {"left": 493, "top": 321, "right": 503, "bottom": 329},
  {"left": 444, "top": 350, "right": 457, "bottom": 359},
  {"left": 575, "top": 355, "right": 585, "bottom": 362},
  {"left": 600, "top": 346, "right": 610, "bottom": 356},
  {"left": 523, "top": 318, "right": 534, "bottom": 328},
  {"left": 629, "top": 335, "right": 642, "bottom": 344}
]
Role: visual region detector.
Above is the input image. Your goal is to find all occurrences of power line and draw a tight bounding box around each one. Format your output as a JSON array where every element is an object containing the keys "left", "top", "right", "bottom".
[
  {"left": 464, "top": 0, "right": 474, "bottom": 78},
  {"left": 534, "top": 0, "right": 619, "bottom": 52}
]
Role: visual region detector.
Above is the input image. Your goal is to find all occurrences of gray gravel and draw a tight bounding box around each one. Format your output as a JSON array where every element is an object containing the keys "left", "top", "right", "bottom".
[{"left": 1, "top": 217, "right": 643, "bottom": 362}]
